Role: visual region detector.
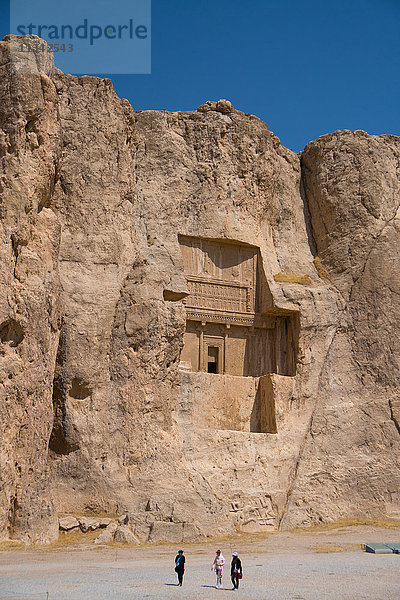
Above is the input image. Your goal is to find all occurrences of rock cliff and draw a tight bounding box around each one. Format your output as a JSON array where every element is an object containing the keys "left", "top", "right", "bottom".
[
  {"left": 281, "top": 130, "right": 400, "bottom": 526},
  {"left": 1, "top": 36, "right": 399, "bottom": 544}
]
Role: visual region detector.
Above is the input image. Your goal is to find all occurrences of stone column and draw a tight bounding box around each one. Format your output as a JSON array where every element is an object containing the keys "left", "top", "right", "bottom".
[
  {"left": 199, "top": 322, "right": 206, "bottom": 371},
  {"left": 223, "top": 324, "right": 230, "bottom": 374}
]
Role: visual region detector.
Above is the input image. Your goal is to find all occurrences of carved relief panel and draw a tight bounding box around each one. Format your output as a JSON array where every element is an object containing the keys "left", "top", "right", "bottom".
[{"left": 179, "top": 236, "right": 257, "bottom": 318}]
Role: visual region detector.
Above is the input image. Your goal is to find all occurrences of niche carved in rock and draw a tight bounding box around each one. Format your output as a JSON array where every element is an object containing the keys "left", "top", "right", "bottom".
[
  {"left": 0, "top": 319, "right": 24, "bottom": 347},
  {"left": 179, "top": 236, "right": 298, "bottom": 377}
]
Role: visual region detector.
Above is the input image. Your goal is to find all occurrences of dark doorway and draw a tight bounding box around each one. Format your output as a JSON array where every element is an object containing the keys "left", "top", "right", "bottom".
[{"left": 207, "top": 346, "right": 219, "bottom": 373}]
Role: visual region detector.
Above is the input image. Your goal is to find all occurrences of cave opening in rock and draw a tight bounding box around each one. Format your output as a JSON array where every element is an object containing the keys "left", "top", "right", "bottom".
[
  {"left": 0, "top": 319, "right": 24, "bottom": 347},
  {"left": 69, "top": 378, "right": 91, "bottom": 400}
]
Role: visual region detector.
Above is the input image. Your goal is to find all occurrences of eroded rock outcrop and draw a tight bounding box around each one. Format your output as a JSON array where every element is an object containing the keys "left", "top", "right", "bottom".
[
  {"left": 281, "top": 131, "right": 400, "bottom": 527},
  {"left": 1, "top": 36, "right": 399, "bottom": 544},
  {"left": 0, "top": 36, "right": 62, "bottom": 544}
]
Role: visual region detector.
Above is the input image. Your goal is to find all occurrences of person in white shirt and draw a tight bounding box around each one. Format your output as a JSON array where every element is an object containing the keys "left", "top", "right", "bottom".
[{"left": 211, "top": 549, "right": 225, "bottom": 588}]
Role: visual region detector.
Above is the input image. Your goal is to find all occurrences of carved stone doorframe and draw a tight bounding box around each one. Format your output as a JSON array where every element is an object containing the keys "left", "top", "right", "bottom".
[{"left": 202, "top": 335, "right": 225, "bottom": 374}]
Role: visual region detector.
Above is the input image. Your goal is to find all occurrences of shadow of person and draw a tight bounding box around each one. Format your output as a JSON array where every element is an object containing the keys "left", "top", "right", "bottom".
[{"left": 202, "top": 585, "right": 232, "bottom": 589}]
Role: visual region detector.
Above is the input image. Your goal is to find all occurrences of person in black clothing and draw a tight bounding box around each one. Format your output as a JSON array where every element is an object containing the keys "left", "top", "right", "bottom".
[
  {"left": 231, "top": 552, "right": 242, "bottom": 590},
  {"left": 174, "top": 549, "right": 185, "bottom": 586}
]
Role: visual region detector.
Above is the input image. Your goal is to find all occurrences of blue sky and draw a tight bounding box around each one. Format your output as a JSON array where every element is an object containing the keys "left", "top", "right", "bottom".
[{"left": 2, "top": 0, "right": 400, "bottom": 151}]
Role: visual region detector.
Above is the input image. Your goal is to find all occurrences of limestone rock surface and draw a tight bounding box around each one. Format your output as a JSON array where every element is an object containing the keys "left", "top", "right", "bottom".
[
  {"left": 114, "top": 524, "right": 139, "bottom": 545},
  {"left": 78, "top": 516, "right": 100, "bottom": 532},
  {"left": 94, "top": 521, "right": 118, "bottom": 544},
  {"left": 58, "top": 516, "right": 79, "bottom": 531},
  {"left": 0, "top": 35, "right": 61, "bottom": 544},
  {"left": 281, "top": 131, "right": 400, "bottom": 527},
  {"left": 1, "top": 36, "right": 400, "bottom": 544}
]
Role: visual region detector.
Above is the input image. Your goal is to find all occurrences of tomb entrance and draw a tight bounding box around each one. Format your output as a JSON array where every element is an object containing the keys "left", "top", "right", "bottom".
[{"left": 179, "top": 236, "right": 297, "bottom": 378}]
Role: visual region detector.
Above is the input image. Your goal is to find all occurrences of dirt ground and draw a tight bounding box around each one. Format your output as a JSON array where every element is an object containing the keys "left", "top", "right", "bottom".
[{"left": 1, "top": 523, "right": 400, "bottom": 600}]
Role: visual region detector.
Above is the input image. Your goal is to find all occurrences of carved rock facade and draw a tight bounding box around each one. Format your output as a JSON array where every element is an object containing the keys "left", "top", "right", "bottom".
[{"left": 1, "top": 36, "right": 400, "bottom": 543}]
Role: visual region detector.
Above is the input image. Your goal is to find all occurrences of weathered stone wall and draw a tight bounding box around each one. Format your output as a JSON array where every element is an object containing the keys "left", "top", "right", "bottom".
[
  {"left": 0, "top": 36, "right": 62, "bottom": 543},
  {"left": 281, "top": 131, "right": 400, "bottom": 527},
  {"left": 178, "top": 372, "right": 294, "bottom": 433},
  {"left": 1, "top": 36, "right": 399, "bottom": 543}
]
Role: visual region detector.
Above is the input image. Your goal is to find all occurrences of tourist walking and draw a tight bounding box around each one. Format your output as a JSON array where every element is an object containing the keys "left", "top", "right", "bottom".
[
  {"left": 174, "top": 549, "right": 185, "bottom": 586},
  {"left": 231, "top": 552, "right": 242, "bottom": 590},
  {"left": 211, "top": 549, "right": 225, "bottom": 588}
]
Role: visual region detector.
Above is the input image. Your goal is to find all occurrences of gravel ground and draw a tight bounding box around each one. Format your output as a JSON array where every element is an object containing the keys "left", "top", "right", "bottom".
[{"left": 1, "top": 526, "right": 399, "bottom": 600}]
